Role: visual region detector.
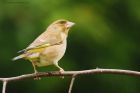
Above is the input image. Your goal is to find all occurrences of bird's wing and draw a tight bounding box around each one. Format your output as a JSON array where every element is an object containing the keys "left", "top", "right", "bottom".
[
  {"left": 17, "top": 30, "right": 46, "bottom": 53},
  {"left": 27, "top": 29, "right": 50, "bottom": 48},
  {"left": 17, "top": 43, "right": 51, "bottom": 53},
  {"left": 18, "top": 40, "right": 63, "bottom": 53},
  {"left": 27, "top": 28, "right": 62, "bottom": 48},
  {"left": 18, "top": 27, "right": 62, "bottom": 53}
]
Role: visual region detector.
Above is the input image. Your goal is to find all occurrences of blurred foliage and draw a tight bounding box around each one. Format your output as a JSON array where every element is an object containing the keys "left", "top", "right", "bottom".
[{"left": 0, "top": 0, "right": 140, "bottom": 93}]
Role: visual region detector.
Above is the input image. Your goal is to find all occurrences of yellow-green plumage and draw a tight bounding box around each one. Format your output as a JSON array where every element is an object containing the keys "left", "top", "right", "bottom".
[
  {"left": 12, "top": 19, "right": 75, "bottom": 74},
  {"left": 13, "top": 43, "right": 50, "bottom": 61}
]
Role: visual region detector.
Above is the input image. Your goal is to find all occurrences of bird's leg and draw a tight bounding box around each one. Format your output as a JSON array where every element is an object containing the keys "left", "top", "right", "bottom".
[
  {"left": 32, "top": 62, "right": 38, "bottom": 73},
  {"left": 31, "top": 62, "right": 41, "bottom": 80},
  {"left": 54, "top": 62, "right": 64, "bottom": 72},
  {"left": 54, "top": 62, "right": 64, "bottom": 78}
]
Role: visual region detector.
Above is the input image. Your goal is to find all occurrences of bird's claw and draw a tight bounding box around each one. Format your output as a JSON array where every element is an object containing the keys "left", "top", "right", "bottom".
[
  {"left": 59, "top": 69, "right": 64, "bottom": 79},
  {"left": 34, "top": 71, "right": 41, "bottom": 80}
]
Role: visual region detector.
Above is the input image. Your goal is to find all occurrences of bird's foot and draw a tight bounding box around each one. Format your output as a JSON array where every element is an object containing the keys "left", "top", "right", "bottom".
[
  {"left": 59, "top": 69, "right": 65, "bottom": 79},
  {"left": 34, "top": 71, "right": 41, "bottom": 80}
]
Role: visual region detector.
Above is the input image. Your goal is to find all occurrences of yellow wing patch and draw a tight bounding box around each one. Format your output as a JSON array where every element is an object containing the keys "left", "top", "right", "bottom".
[{"left": 26, "top": 43, "right": 51, "bottom": 53}]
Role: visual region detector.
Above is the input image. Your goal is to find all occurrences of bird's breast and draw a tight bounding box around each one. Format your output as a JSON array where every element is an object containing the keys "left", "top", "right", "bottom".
[{"left": 37, "top": 39, "right": 67, "bottom": 67}]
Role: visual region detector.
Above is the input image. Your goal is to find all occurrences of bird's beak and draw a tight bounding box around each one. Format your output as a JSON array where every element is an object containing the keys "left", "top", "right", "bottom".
[{"left": 66, "top": 21, "right": 75, "bottom": 28}]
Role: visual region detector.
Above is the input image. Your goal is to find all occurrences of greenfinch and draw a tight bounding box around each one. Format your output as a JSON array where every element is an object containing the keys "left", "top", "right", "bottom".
[{"left": 13, "top": 19, "right": 75, "bottom": 74}]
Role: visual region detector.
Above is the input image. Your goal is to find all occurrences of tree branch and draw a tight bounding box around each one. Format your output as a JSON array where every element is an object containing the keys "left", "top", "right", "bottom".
[
  {"left": 1, "top": 68, "right": 140, "bottom": 93},
  {"left": 68, "top": 74, "right": 77, "bottom": 93},
  {"left": 0, "top": 68, "right": 140, "bottom": 82},
  {"left": 2, "top": 81, "right": 7, "bottom": 93}
]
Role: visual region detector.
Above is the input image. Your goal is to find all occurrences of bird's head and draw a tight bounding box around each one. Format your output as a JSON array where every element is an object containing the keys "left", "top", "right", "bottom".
[{"left": 48, "top": 19, "right": 75, "bottom": 34}]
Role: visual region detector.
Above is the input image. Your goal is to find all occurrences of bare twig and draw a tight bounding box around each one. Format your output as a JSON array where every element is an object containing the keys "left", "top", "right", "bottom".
[
  {"left": 0, "top": 68, "right": 140, "bottom": 82},
  {"left": 1, "top": 68, "right": 140, "bottom": 93},
  {"left": 2, "top": 81, "right": 7, "bottom": 93},
  {"left": 68, "top": 74, "right": 77, "bottom": 93}
]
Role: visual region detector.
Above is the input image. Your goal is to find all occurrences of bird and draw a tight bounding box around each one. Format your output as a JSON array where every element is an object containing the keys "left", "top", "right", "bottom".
[{"left": 12, "top": 19, "right": 75, "bottom": 76}]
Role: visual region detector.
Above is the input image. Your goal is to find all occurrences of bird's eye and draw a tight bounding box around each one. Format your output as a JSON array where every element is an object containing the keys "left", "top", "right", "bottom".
[{"left": 59, "top": 21, "right": 66, "bottom": 24}]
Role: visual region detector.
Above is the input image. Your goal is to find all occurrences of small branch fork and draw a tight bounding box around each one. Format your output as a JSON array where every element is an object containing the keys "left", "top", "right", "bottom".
[
  {"left": 1, "top": 68, "right": 140, "bottom": 93},
  {"left": 2, "top": 81, "right": 7, "bottom": 93},
  {"left": 68, "top": 74, "right": 77, "bottom": 93}
]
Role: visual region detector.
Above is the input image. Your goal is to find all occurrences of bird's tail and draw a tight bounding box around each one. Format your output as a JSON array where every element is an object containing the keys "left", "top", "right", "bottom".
[{"left": 12, "top": 54, "right": 25, "bottom": 61}]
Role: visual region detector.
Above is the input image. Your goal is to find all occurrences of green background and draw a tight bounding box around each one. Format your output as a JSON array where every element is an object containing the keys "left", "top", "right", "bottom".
[{"left": 0, "top": 0, "right": 140, "bottom": 93}]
